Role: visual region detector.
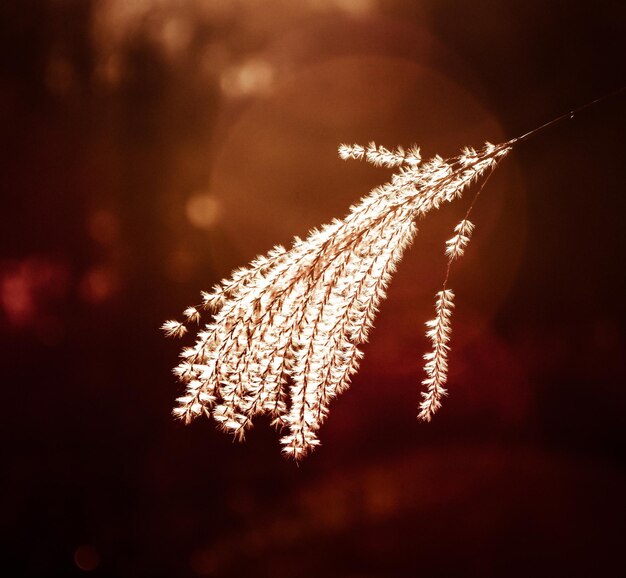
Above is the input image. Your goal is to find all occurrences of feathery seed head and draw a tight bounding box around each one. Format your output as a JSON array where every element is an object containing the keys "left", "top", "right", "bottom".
[
  {"left": 162, "top": 320, "right": 187, "bottom": 338},
  {"left": 165, "top": 139, "right": 509, "bottom": 458}
]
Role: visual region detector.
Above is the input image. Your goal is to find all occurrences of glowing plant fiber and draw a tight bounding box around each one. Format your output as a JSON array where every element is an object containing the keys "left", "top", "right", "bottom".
[
  {"left": 163, "top": 89, "right": 623, "bottom": 459},
  {"left": 164, "top": 139, "right": 510, "bottom": 459}
]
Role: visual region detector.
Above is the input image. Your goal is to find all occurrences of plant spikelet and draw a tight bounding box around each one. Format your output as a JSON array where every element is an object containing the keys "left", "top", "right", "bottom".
[
  {"left": 162, "top": 320, "right": 187, "bottom": 338},
  {"left": 163, "top": 140, "right": 511, "bottom": 459},
  {"left": 445, "top": 219, "right": 475, "bottom": 261},
  {"left": 418, "top": 289, "right": 455, "bottom": 422}
]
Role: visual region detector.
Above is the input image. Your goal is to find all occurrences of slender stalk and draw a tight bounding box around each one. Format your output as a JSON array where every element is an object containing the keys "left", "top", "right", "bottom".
[{"left": 510, "top": 85, "right": 626, "bottom": 146}]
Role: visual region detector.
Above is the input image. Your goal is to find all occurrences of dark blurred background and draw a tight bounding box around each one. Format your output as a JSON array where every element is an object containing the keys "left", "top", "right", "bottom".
[{"left": 2, "top": 1, "right": 625, "bottom": 576}]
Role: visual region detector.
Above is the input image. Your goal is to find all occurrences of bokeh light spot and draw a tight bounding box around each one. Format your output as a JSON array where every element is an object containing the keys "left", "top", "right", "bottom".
[
  {"left": 0, "top": 257, "right": 69, "bottom": 327},
  {"left": 186, "top": 193, "right": 222, "bottom": 230},
  {"left": 220, "top": 59, "right": 275, "bottom": 98},
  {"left": 80, "top": 266, "right": 118, "bottom": 304},
  {"left": 161, "top": 16, "right": 193, "bottom": 58},
  {"left": 74, "top": 544, "right": 99, "bottom": 572}
]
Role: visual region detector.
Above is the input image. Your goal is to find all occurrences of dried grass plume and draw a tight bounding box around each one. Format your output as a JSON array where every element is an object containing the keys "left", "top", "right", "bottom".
[{"left": 163, "top": 139, "right": 512, "bottom": 459}]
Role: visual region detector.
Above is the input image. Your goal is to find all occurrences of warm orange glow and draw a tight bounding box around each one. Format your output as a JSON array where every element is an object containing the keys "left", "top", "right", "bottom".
[
  {"left": 220, "top": 59, "right": 275, "bottom": 98},
  {"left": 5, "top": 2, "right": 623, "bottom": 577},
  {"left": 185, "top": 193, "right": 222, "bottom": 230}
]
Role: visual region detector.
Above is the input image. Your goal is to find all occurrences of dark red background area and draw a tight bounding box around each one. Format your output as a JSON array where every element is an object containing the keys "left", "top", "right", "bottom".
[{"left": 2, "top": 1, "right": 625, "bottom": 576}]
